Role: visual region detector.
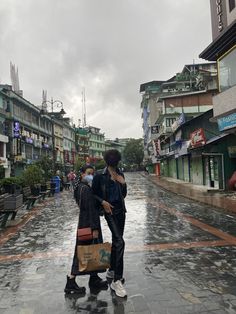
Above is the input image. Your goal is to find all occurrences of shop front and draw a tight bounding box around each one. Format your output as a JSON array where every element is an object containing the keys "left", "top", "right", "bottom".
[{"left": 202, "top": 153, "right": 224, "bottom": 189}]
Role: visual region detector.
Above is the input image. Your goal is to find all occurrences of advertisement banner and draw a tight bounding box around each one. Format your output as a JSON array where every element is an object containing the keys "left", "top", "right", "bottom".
[{"left": 190, "top": 128, "right": 206, "bottom": 148}]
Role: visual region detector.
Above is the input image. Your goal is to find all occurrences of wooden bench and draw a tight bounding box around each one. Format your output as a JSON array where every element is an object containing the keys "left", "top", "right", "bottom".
[
  {"left": 22, "top": 186, "right": 43, "bottom": 210},
  {"left": 0, "top": 193, "right": 23, "bottom": 227},
  {"left": 39, "top": 184, "right": 51, "bottom": 199}
]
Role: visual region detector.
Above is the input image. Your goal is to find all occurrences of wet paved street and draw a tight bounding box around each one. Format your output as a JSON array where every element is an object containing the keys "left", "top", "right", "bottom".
[{"left": 1, "top": 172, "right": 236, "bottom": 313}]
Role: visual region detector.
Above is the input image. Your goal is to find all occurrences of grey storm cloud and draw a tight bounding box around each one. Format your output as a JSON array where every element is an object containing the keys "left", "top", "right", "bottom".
[{"left": 0, "top": 0, "right": 212, "bottom": 138}]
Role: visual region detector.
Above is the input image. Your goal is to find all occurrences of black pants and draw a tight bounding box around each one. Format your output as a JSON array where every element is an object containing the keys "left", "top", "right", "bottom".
[{"left": 105, "top": 211, "right": 126, "bottom": 281}]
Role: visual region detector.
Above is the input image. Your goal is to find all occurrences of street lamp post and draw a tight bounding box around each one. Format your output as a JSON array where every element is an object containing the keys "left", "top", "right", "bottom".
[{"left": 40, "top": 98, "right": 66, "bottom": 173}]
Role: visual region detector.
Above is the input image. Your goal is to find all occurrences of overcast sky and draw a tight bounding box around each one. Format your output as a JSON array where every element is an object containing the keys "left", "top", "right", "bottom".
[{"left": 0, "top": 0, "right": 212, "bottom": 139}]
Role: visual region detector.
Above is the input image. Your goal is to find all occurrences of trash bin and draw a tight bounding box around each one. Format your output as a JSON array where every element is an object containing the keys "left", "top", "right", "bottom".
[{"left": 52, "top": 176, "right": 61, "bottom": 193}]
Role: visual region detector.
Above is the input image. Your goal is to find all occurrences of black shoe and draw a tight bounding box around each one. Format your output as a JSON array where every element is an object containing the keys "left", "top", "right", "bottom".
[
  {"left": 89, "top": 275, "right": 108, "bottom": 289},
  {"left": 64, "top": 276, "right": 86, "bottom": 294}
]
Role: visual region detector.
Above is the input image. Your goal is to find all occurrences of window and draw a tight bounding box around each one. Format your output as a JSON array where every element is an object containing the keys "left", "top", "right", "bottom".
[
  {"left": 218, "top": 46, "right": 236, "bottom": 92},
  {"left": 166, "top": 118, "right": 176, "bottom": 127},
  {"left": 0, "top": 142, "right": 4, "bottom": 157},
  {"left": 229, "top": 0, "right": 235, "bottom": 11}
]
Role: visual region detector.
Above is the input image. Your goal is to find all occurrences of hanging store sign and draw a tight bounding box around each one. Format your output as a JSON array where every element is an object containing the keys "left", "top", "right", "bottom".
[
  {"left": 216, "top": 0, "right": 224, "bottom": 32},
  {"left": 172, "top": 113, "right": 185, "bottom": 132},
  {"left": 42, "top": 143, "right": 49, "bottom": 149},
  {"left": 13, "top": 121, "right": 20, "bottom": 138},
  {"left": 25, "top": 137, "right": 34, "bottom": 144},
  {"left": 151, "top": 125, "right": 159, "bottom": 134},
  {"left": 217, "top": 113, "right": 236, "bottom": 131},
  {"left": 153, "top": 139, "right": 160, "bottom": 156},
  {"left": 190, "top": 128, "right": 206, "bottom": 148}
]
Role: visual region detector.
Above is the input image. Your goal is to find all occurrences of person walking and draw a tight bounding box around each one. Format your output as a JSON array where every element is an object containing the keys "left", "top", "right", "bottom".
[
  {"left": 64, "top": 165, "right": 108, "bottom": 294},
  {"left": 67, "top": 170, "right": 76, "bottom": 191},
  {"left": 92, "top": 149, "right": 127, "bottom": 298}
]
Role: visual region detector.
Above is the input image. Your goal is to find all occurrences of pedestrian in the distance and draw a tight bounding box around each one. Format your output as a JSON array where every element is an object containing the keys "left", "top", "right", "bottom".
[
  {"left": 64, "top": 165, "right": 108, "bottom": 294},
  {"left": 67, "top": 170, "right": 76, "bottom": 191},
  {"left": 92, "top": 149, "right": 127, "bottom": 298}
]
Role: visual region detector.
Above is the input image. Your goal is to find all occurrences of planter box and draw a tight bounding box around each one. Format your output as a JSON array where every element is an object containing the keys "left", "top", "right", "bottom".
[
  {"left": 0, "top": 194, "right": 10, "bottom": 211},
  {"left": 4, "top": 194, "right": 23, "bottom": 210}
]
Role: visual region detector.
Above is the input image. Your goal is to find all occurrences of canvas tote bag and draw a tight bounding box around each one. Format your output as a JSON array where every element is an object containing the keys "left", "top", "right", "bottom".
[{"left": 77, "top": 242, "right": 111, "bottom": 272}]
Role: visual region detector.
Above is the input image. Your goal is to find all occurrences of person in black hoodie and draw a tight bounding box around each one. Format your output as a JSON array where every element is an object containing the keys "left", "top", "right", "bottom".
[
  {"left": 92, "top": 150, "right": 127, "bottom": 298},
  {"left": 64, "top": 165, "right": 108, "bottom": 294}
]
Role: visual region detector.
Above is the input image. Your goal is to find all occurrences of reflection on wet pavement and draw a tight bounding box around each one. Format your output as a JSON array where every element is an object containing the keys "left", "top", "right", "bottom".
[{"left": 1, "top": 172, "right": 236, "bottom": 313}]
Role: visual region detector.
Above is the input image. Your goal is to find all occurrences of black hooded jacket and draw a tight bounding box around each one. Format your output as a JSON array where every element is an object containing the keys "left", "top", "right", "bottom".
[{"left": 92, "top": 167, "right": 127, "bottom": 214}]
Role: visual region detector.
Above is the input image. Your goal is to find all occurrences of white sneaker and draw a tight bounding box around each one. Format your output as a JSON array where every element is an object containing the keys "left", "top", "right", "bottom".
[
  {"left": 110, "top": 280, "right": 127, "bottom": 298},
  {"left": 106, "top": 270, "right": 114, "bottom": 279}
]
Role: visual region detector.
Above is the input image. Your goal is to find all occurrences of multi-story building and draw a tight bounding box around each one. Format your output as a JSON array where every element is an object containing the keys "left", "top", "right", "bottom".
[
  {"left": 199, "top": 0, "right": 236, "bottom": 188},
  {"left": 105, "top": 138, "right": 126, "bottom": 154},
  {"left": 200, "top": 0, "right": 236, "bottom": 134},
  {"left": 87, "top": 126, "right": 105, "bottom": 159},
  {"left": 0, "top": 88, "right": 10, "bottom": 177},
  {"left": 140, "top": 81, "right": 164, "bottom": 163},
  {"left": 75, "top": 127, "right": 89, "bottom": 161},
  {"left": 0, "top": 84, "right": 53, "bottom": 176},
  {"left": 140, "top": 63, "right": 218, "bottom": 174},
  {"left": 63, "top": 118, "right": 76, "bottom": 172}
]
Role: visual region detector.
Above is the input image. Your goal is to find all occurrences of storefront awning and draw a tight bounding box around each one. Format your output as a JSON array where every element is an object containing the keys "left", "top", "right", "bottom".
[{"left": 205, "top": 133, "right": 229, "bottom": 145}]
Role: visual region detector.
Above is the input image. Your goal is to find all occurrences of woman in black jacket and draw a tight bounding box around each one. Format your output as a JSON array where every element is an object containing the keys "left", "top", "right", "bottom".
[{"left": 64, "top": 165, "right": 108, "bottom": 294}]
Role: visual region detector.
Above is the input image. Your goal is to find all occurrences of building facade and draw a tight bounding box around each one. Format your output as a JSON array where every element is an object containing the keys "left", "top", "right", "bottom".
[
  {"left": 140, "top": 63, "right": 218, "bottom": 174},
  {"left": 0, "top": 85, "right": 53, "bottom": 176},
  {"left": 87, "top": 126, "right": 105, "bottom": 159},
  {"left": 199, "top": 0, "right": 236, "bottom": 187},
  {"left": 75, "top": 127, "right": 89, "bottom": 161},
  {"left": 63, "top": 118, "right": 76, "bottom": 172}
]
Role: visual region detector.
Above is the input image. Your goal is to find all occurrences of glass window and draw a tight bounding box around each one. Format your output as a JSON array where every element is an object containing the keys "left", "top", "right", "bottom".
[
  {"left": 0, "top": 142, "right": 4, "bottom": 157},
  {"left": 229, "top": 0, "right": 235, "bottom": 11},
  {"left": 166, "top": 118, "right": 176, "bottom": 127},
  {"left": 218, "top": 46, "right": 236, "bottom": 92}
]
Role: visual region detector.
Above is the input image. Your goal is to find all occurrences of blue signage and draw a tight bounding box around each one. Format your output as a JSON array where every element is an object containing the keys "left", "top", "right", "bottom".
[
  {"left": 13, "top": 121, "right": 20, "bottom": 138},
  {"left": 217, "top": 113, "right": 236, "bottom": 131}
]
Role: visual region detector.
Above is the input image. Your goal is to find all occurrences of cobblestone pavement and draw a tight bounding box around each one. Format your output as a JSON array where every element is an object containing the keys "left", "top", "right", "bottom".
[{"left": 1, "top": 172, "right": 236, "bottom": 313}]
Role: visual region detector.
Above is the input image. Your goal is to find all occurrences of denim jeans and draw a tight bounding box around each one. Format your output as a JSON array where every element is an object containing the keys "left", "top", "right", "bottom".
[{"left": 105, "top": 211, "right": 126, "bottom": 281}]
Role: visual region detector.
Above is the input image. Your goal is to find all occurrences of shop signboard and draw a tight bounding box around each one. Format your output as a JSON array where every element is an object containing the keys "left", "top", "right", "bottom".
[
  {"left": 190, "top": 128, "right": 206, "bottom": 148},
  {"left": 25, "top": 137, "right": 34, "bottom": 144},
  {"left": 151, "top": 125, "right": 159, "bottom": 134},
  {"left": 172, "top": 113, "right": 185, "bottom": 132},
  {"left": 217, "top": 113, "right": 236, "bottom": 131},
  {"left": 13, "top": 121, "right": 20, "bottom": 138}
]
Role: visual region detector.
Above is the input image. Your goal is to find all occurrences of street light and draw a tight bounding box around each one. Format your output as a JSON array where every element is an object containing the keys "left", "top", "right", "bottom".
[{"left": 40, "top": 97, "right": 66, "bottom": 173}]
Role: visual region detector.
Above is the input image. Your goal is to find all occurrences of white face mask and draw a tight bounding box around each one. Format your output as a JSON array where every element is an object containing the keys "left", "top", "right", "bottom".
[{"left": 84, "top": 174, "right": 93, "bottom": 186}]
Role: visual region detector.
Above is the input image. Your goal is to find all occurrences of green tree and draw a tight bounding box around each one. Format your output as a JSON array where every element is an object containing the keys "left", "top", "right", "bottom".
[
  {"left": 123, "top": 138, "right": 144, "bottom": 170},
  {"left": 36, "top": 156, "right": 54, "bottom": 182},
  {"left": 74, "top": 157, "right": 86, "bottom": 173},
  {"left": 22, "top": 164, "right": 43, "bottom": 187},
  {"left": 94, "top": 159, "right": 106, "bottom": 170}
]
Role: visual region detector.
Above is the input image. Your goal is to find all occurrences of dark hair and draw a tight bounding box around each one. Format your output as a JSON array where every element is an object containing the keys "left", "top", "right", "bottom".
[
  {"left": 80, "top": 164, "right": 94, "bottom": 174},
  {"left": 103, "top": 149, "right": 121, "bottom": 167}
]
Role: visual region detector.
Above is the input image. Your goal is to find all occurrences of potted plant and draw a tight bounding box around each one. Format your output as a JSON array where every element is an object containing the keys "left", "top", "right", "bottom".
[
  {"left": 35, "top": 157, "right": 54, "bottom": 192},
  {"left": 0, "top": 177, "right": 24, "bottom": 194},
  {"left": 22, "top": 165, "right": 43, "bottom": 196}
]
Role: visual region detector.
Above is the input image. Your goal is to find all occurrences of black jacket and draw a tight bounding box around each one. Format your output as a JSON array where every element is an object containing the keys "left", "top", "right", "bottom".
[
  {"left": 92, "top": 167, "right": 127, "bottom": 213},
  {"left": 76, "top": 181, "right": 101, "bottom": 230}
]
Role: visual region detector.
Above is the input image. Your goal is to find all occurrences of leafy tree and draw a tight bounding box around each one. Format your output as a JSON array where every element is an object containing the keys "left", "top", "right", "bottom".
[
  {"left": 94, "top": 159, "right": 106, "bottom": 170},
  {"left": 123, "top": 138, "right": 144, "bottom": 170},
  {"left": 75, "top": 157, "right": 86, "bottom": 173},
  {"left": 36, "top": 156, "right": 54, "bottom": 182},
  {"left": 22, "top": 164, "right": 44, "bottom": 187}
]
